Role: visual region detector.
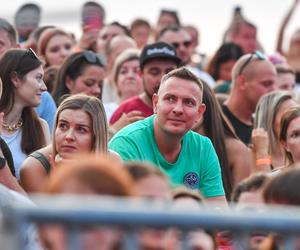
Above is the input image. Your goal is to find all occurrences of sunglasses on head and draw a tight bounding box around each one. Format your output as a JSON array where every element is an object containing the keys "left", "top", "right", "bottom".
[
  {"left": 82, "top": 50, "right": 106, "bottom": 67},
  {"left": 15, "top": 48, "right": 40, "bottom": 74},
  {"left": 238, "top": 50, "right": 266, "bottom": 75},
  {"left": 171, "top": 40, "right": 191, "bottom": 49},
  {"left": 26, "top": 48, "right": 39, "bottom": 60}
]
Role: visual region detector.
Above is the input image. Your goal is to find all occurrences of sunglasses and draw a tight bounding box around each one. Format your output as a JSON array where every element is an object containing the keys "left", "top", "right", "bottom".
[
  {"left": 171, "top": 40, "right": 191, "bottom": 49},
  {"left": 26, "top": 48, "right": 39, "bottom": 59},
  {"left": 82, "top": 50, "right": 106, "bottom": 67},
  {"left": 238, "top": 50, "right": 266, "bottom": 75},
  {"left": 16, "top": 48, "right": 40, "bottom": 74}
]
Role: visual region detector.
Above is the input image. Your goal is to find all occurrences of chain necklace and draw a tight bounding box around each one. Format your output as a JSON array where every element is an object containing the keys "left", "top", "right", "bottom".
[{"left": 2, "top": 118, "right": 23, "bottom": 132}]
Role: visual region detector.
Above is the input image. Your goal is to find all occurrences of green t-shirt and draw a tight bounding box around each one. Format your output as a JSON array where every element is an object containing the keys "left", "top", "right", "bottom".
[{"left": 109, "top": 115, "right": 224, "bottom": 198}]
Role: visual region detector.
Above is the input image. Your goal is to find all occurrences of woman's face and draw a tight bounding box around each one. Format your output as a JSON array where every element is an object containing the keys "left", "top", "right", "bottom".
[
  {"left": 45, "top": 34, "right": 73, "bottom": 66},
  {"left": 218, "top": 59, "right": 236, "bottom": 81},
  {"left": 15, "top": 65, "right": 47, "bottom": 107},
  {"left": 117, "top": 59, "right": 143, "bottom": 101},
  {"left": 274, "top": 99, "right": 298, "bottom": 139},
  {"left": 66, "top": 65, "right": 105, "bottom": 98},
  {"left": 55, "top": 109, "right": 93, "bottom": 159},
  {"left": 282, "top": 116, "right": 300, "bottom": 163}
]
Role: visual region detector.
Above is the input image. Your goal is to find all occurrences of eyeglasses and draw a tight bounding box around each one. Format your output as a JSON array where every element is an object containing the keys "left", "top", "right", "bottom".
[
  {"left": 171, "top": 40, "right": 191, "bottom": 49},
  {"left": 238, "top": 50, "right": 266, "bottom": 75},
  {"left": 82, "top": 50, "right": 106, "bottom": 67}
]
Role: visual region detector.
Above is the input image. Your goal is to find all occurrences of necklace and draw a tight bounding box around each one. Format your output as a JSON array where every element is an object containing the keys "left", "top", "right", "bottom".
[{"left": 2, "top": 118, "right": 23, "bottom": 132}]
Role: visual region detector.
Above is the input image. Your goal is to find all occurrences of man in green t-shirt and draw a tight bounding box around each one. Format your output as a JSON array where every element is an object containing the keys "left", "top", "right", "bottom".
[{"left": 109, "top": 67, "right": 226, "bottom": 203}]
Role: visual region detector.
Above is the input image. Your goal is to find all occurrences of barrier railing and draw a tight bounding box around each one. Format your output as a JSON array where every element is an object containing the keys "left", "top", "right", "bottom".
[{"left": 1, "top": 195, "right": 300, "bottom": 250}]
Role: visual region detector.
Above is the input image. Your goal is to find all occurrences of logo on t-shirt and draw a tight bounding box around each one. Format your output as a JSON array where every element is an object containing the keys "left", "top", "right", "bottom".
[{"left": 183, "top": 172, "right": 199, "bottom": 189}]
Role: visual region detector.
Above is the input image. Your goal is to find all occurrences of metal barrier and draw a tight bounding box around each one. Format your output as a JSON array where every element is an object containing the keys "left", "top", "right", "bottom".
[{"left": 2, "top": 195, "right": 300, "bottom": 250}]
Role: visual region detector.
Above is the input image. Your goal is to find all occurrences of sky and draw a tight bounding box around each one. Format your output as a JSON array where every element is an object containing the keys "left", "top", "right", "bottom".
[{"left": 1, "top": 0, "right": 300, "bottom": 56}]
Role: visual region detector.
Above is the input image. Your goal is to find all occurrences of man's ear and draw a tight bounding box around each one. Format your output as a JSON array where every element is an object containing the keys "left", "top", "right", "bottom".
[
  {"left": 195, "top": 103, "right": 206, "bottom": 123},
  {"left": 236, "top": 74, "right": 247, "bottom": 91},
  {"left": 10, "top": 72, "right": 21, "bottom": 88},
  {"left": 65, "top": 76, "right": 74, "bottom": 91},
  {"left": 152, "top": 93, "right": 158, "bottom": 114}
]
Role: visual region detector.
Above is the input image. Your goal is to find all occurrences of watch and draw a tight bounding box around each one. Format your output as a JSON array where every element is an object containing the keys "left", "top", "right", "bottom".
[{"left": 0, "top": 156, "right": 6, "bottom": 169}]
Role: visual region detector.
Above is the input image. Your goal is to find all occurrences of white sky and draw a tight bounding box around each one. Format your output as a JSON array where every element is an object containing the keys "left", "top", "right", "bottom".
[{"left": 1, "top": 0, "right": 300, "bottom": 56}]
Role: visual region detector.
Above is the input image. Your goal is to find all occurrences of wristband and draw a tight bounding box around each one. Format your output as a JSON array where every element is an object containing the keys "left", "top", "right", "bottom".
[{"left": 256, "top": 156, "right": 272, "bottom": 166}]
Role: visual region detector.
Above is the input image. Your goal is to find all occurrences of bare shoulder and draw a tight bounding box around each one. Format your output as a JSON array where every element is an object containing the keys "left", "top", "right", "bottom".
[
  {"left": 20, "top": 145, "right": 53, "bottom": 192},
  {"left": 225, "top": 137, "right": 253, "bottom": 186},
  {"left": 225, "top": 137, "right": 251, "bottom": 155},
  {"left": 23, "top": 144, "right": 52, "bottom": 165}
]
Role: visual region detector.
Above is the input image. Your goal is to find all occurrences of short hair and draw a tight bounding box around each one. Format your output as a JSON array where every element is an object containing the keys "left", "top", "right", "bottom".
[
  {"left": 81, "top": 1, "right": 106, "bottom": 21},
  {"left": 110, "top": 21, "right": 130, "bottom": 36},
  {"left": 111, "top": 48, "right": 140, "bottom": 89},
  {"left": 158, "top": 67, "right": 203, "bottom": 100},
  {"left": 231, "top": 53, "right": 270, "bottom": 83},
  {"left": 227, "top": 19, "right": 256, "bottom": 39},
  {"left": 105, "top": 34, "right": 136, "bottom": 59},
  {"left": 53, "top": 94, "right": 108, "bottom": 158},
  {"left": 125, "top": 161, "right": 167, "bottom": 182},
  {"left": 44, "top": 154, "right": 134, "bottom": 196},
  {"left": 254, "top": 91, "right": 293, "bottom": 156},
  {"left": 232, "top": 173, "right": 268, "bottom": 202},
  {"left": 158, "top": 9, "right": 180, "bottom": 26},
  {"left": 14, "top": 3, "right": 41, "bottom": 27},
  {"left": 264, "top": 168, "right": 300, "bottom": 205},
  {"left": 275, "top": 64, "right": 295, "bottom": 75},
  {"left": 130, "top": 18, "right": 151, "bottom": 31},
  {"left": 279, "top": 106, "right": 300, "bottom": 165},
  {"left": 172, "top": 186, "right": 204, "bottom": 203},
  {"left": 157, "top": 25, "right": 181, "bottom": 41},
  {"left": 0, "top": 18, "right": 17, "bottom": 44}
]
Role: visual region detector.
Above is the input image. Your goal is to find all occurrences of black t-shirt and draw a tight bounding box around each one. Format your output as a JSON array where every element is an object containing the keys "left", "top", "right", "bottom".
[{"left": 222, "top": 105, "right": 253, "bottom": 146}]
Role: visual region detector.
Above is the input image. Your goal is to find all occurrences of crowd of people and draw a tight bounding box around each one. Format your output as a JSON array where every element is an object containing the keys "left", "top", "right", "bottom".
[{"left": 0, "top": 1, "right": 300, "bottom": 249}]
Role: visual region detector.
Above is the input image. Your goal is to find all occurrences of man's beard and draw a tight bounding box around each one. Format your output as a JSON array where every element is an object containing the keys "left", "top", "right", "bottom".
[{"left": 145, "top": 85, "right": 159, "bottom": 100}]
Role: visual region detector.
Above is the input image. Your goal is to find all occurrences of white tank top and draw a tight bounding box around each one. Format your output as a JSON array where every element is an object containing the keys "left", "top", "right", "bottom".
[{"left": 2, "top": 129, "right": 27, "bottom": 180}]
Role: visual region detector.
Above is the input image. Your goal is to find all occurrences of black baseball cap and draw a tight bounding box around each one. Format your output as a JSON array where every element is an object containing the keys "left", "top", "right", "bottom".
[{"left": 140, "top": 42, "right": 181, "bottom": 70}]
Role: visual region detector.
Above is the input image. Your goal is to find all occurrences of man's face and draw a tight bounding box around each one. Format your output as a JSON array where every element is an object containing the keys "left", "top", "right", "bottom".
[
  {"left": 244, "top": 61, "right": 276, "bottom": 111},
  {"left": 0, "top": 31, "right": 14, "bottom": 58},
  {"left": 275, "top": 73, "right": 296, "bottom": 93},
  {"left": 131, "top": 25, "right": 151, "bottom": 49},
  {"left": 233, "top": 24, "right": 257, "bottom": 54},
  {"left": 97, "top": 25, "right": 126, "bottom": 53},
  {"left": 153, "top": 76, "right": 205, "bottom": 137},
  {"left": 107, "top": 36, "right": 137, "bottom": 73},
  {"left": 160, "top": 30, "right": 192, "bottom": 65},
  {"left": 141, "top": 59, "right": 177, "bottom": 99}
]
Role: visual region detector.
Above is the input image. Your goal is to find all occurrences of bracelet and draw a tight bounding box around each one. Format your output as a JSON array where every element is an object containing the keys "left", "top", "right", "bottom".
[{"left": 256, "top": 156, "right": 272, "bottom": 166}]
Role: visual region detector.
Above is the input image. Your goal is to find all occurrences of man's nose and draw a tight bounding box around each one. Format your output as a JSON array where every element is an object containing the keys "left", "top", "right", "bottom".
[{"left": 172, "top": 101, "right": 183, "bottom": 114}]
